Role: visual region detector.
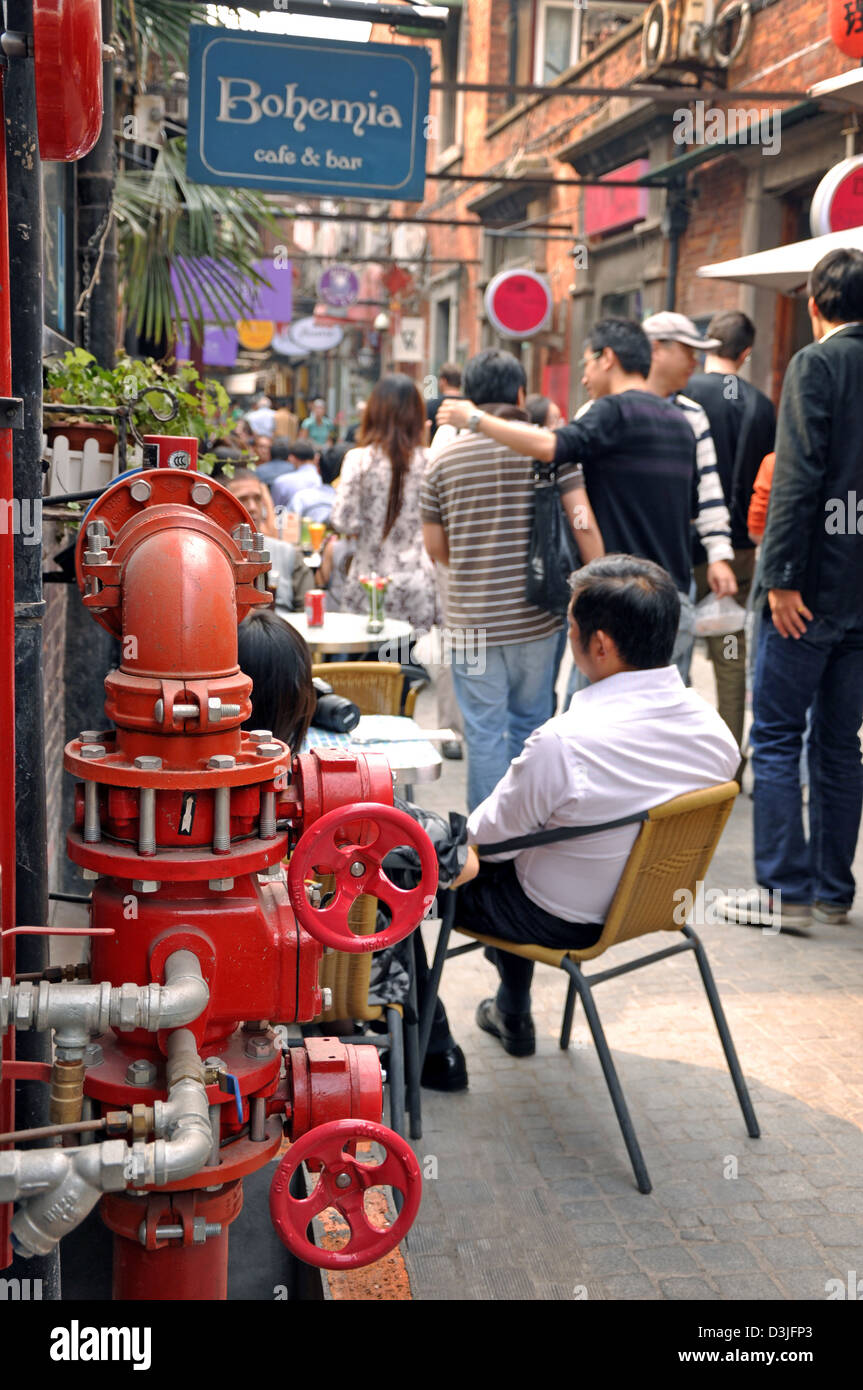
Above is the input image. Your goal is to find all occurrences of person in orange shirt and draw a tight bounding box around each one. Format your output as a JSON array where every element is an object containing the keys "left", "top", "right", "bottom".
[{"left": 747, "top": 452, "right": 775, "bottom": 542}]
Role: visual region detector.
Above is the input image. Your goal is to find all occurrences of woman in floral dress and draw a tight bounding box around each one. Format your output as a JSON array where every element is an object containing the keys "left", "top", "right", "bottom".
[{"left": 329, "top": 374, "right": 438, "bottom": 632}]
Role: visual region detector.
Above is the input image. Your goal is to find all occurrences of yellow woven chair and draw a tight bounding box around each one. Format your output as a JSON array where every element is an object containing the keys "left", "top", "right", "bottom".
[
  {"left": 311, "top": 661, "right": 425, "bottom": 717},
  {"left": 419, "top": 782, "right": 759, "bottom": 1193},
  {"left": 311, "top": 879, "right": 421, "bottom": 1141}
]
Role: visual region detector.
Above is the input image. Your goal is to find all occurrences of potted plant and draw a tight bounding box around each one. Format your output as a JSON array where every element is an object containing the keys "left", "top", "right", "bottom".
[{"left": 44, "top": 348, "right": 120, "bottom": 453}]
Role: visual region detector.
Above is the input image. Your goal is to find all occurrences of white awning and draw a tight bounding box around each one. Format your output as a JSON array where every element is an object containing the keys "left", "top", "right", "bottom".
[{"left": 696, "top": 225, "right": 863, "bottom": 294}]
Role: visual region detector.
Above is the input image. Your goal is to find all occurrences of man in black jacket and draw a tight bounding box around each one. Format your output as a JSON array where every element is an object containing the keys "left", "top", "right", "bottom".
[{"left": 717, "top": 249, "right": 863, "bottom": 931}]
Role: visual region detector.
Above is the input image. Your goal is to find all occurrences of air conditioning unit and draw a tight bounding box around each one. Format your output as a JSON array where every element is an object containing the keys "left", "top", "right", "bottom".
[{"left": 640, "top": 0, "right": 716, "bottom": 78}]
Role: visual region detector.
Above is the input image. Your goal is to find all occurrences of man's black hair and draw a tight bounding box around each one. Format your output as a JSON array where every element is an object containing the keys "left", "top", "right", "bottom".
[
  {"left": 438, "top": 361, "right": 462, "bottom": 389},
  {"left": 809, "top": 248, "right": 863, "bottom": 324},
  {"left": 287, "top": 441, "right": 317, "bottom": 463},
  {"left": 706, "top": 310, "right": 755, "bottom": 360},
  {"left": 569, "top": 554, "right": 680, "bottom": 668},
  {"left": 586, "top": 318, "right": 651, "bottom": 379},
  {"left": 270, "top": 437, "right": 293, "bottom": 460},
  {"left": 320, "top": 443, "right": 348, "bottom": 486},
  {"left": 463, "top": 348, "right": 527, "bottom": 406}
]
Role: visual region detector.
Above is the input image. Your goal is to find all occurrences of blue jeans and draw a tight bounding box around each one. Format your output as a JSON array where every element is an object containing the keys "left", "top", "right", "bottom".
[
  {"left": 751, "top": 611, "right": 863, "bottom": 906},
  {"left": 452, "top": 629, "right": 561, "bottom": 811}
]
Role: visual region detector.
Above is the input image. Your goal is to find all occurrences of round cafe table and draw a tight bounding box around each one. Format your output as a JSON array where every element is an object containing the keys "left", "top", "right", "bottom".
[{"left": 277, "top": 609, "right": 413, "bottom": 658}]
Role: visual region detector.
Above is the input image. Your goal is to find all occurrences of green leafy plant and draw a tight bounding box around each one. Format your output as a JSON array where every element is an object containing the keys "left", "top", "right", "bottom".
[
  {"left": 45, "top": 348, "right": 117, "bottom": 411},
  {"left": 114, "top": 137, "right": 282, "bottom": 346}
]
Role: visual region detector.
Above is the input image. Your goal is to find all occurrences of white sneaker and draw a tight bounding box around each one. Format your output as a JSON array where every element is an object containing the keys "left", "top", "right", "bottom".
[
  {"left": 812, "top": 901, "right": 852, "bottom": 925},
  {"left": 713, "top": 888, "right": 811, "bottom": 931}
]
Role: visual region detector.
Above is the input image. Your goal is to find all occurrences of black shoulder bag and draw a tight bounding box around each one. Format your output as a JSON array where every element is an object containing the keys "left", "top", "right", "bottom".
[{"left": 524, "top": 460, "right": 582, "bottom": 617}]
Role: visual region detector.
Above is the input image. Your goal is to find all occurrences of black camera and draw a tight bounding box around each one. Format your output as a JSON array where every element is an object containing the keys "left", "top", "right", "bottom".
[{"left": 311, "top": 676, "right": 361, "bottom": 733}]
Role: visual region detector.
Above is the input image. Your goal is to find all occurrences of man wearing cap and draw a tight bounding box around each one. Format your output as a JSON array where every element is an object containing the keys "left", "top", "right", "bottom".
[{"left": 642, "top": 312, "right": 738, "bottom": 682}]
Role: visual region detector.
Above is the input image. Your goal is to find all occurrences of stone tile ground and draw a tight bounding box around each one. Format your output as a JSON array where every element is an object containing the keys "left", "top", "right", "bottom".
[{"left": 401, "top": 651, "right": 863, "bottom": 1301}]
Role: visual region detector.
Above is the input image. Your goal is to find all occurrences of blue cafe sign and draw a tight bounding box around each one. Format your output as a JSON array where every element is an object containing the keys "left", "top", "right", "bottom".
[{"left": 186, "top": 27, "right": 431, "bottom": 202}]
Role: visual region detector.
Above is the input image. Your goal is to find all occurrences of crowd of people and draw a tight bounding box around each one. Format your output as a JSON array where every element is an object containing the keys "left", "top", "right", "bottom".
[{"left": 227, "top": 245, "right": 863, "bottom": 1092}]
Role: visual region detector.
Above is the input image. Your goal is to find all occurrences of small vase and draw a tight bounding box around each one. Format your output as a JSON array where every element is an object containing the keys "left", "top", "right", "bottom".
[{"left": 366, "top": 585, "right": 385, "bottom": 635}]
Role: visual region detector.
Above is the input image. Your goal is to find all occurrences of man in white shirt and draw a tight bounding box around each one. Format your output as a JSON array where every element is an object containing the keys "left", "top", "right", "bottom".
[
  {"left": 246, "top": 395, "right": 276, "bottom": 438},
  {"left": 450, "top": 553, "right": 740, "bottom": 1056}
]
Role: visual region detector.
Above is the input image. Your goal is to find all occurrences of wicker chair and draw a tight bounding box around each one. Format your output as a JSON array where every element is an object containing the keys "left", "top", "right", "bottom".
[
  {"left": 311, "top": 661, "right": 425, "bottom": 717},
  {"left": 418, "top": 782, "right": 760, "bottom": 1193}
]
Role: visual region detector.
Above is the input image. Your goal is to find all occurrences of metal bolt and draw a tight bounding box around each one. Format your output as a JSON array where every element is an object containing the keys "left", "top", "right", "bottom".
[
  {"left": 252, "top": 533, "right": 266, "bottom": 551},
  {"left": 350, "top": 861, "right": 366, "bottom": 878},
  {"left": 244, "top": 1034, "right": 274, "bottom": 1059},
  {"left": 321, "top": 987, "right": 333, "bottom": 1011},
  {"left": 137, "top": 1220, "right": 221, "bottom": 1246},
  {"left": 126, "top": 1059, "right": 158, "bottom": 1086},
  {"left": 247, "top": 729, "right": 273, "bottom": 744},
  {"left": 131, "top": 879, "right": 160, "bottom": 893},
  {"left": 130, "top": 479, "right": 152, "bottom": 503},
  {"left": 133, "top": 755, "right": 162, "bottom": 772},
  {"left": 213, "top": 785, "right": 230, "bottom": 854},
  {"left": 257, "top": 550, "right": 271, "bottom": 565},
  {"left": 83, "top": 1042, "right": 104, "bottom": 1068},
  {"left": 334, "top": 1172, "right": 352, "bottom": 1189},
  {"left": 81, "top": 868, "right": 100, "bottom": 882},
  {"left": 84, "top": 782, "right": 101, "bottom": 844},
  {"left": 138, "top": 788, "right": 156, "bottom": 856},
  {"left": 260, "top": 789, "right": 276, "bottom": 839},
  {"left": 208, "top": 754, "right": 236, "bottom": 771},
  {"left": 207, "top": 698, "right": 242, "bottom": 722},
  {"left": 171, "top": 703, "right": 201, "bottom": 720},
  {"left": 83, "top": 550, "right": 108, "bottom": 565},
  {"left": 191, "top": 482, "right": 213, "bottom": 505},
  {"left": 255, "top": 742, "right": 282, "bottom": 758},
  {"left": 79, "top": 730, "right": 102, "bottom": 743},
  {"left": 258, "top": 863, "right": 284, "bottom": 882},
  {"left": 208, "top": 878, "right": 234, "bottom": 893},
  {"left": 204, "top": 1056, "right": 225, "bottom": 1071},
  {"left": 232, "top": 523, "right": 253, "bottom": 549},
  {"left": 79, "top": 743, "right": 106, "bottom": 759},
  {"left": 153, "top": 699, "right": 165, "bottom": 723}
]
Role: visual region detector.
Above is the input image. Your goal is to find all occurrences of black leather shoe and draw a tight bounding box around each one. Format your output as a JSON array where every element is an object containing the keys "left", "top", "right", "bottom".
[
  {"left": 420, "top": 1043, "right": 468, "bottom": 1091},
  {"left": 476, "top": 998, "right": 535, "bottom": 1057},
  {"left": 441, "top": 740, "right": 463, "bottom": 760}
]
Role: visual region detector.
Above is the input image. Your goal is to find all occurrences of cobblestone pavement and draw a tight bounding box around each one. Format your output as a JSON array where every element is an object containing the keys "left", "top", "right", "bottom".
[{"left": 402, "top": 651, "right": 863, "bottom": 1301}]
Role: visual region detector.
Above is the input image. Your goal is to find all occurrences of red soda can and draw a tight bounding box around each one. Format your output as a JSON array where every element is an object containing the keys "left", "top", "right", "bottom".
[{"left": 305, "top": 589, "right": 326, "bottom": 627}]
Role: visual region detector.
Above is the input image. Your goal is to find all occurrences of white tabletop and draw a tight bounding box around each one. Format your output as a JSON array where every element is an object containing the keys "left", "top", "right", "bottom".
[
  {"left": 279, "top": 608, "right": 413, "bottom": 655},
  {"left": 303, "top": 715, "right": 442, "bottom": 784}
]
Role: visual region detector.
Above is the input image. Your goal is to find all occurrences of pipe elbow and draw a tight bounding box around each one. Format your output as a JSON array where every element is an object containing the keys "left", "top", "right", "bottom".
[{"left": 150, "top": 950, "right": 209, "bottom": 1030}]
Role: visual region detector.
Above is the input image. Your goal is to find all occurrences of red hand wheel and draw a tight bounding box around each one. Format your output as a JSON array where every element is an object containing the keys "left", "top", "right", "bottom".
[
  {"left": 269, "top": 1118, "right": 422, "bottom": 1270},
  {"left": 287, "top": 802, "right": 438, "bottom": 952}
]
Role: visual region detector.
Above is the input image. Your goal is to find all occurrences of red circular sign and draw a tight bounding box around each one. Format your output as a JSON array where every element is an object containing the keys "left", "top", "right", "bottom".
[
  {"left": 829, "top": 0, "right": 863, "bottom": 58},
  {"left": 810, "top": 157, "right": 863, "bottom": 235},
  {"left": 485, "top": 270, "right": 553, "bottom": 339}
]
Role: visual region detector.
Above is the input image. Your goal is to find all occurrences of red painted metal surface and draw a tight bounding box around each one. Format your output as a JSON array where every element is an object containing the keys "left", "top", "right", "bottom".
[
  {"left": 104, "top": 1183, "right": 243, "bottom": 1300},
  {"left": 269, "top": 1119, "right": 422, "bottom": 1270},
  {"left": 288, "top": 802, "right": 438, "bottom": 952},
  {"left": 33, "top": 0, "right": 104, "bottom": 161},
  {"left": 0, "top": 68, "right": 16, "bottom": 1269}
]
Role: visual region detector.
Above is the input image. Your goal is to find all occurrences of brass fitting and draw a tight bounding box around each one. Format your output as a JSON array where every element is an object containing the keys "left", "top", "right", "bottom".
[{"left": 49, "top": 1058, "right": 86, "bottom": 1127}]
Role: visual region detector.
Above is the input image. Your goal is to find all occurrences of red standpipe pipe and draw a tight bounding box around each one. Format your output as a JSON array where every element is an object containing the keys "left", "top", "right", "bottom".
[{"left": 0, "top": 67, "right": 18, "bottom": 1269}]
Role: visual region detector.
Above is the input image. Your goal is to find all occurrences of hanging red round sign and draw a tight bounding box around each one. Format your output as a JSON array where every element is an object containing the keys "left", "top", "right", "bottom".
[
  {"left": 484, "top": 270, "right": 553, "bottom": 339},
  {"left": 829, "top": 0, "right": 863, "bottom": 58},
  {"left": 810, "top": 157, "right": 863, "bottom": 235},
  {"left": 33, "top": 0, "right": 104, "bottom": 162}
]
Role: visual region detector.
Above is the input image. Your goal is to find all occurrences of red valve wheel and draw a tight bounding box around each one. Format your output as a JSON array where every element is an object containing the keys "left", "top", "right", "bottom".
[
  {"left": 287, "top": 802, "right": 437, "bottom": 953},
  {"left": 269, "top": 1118, "right": 422, "bottom": 1270}
]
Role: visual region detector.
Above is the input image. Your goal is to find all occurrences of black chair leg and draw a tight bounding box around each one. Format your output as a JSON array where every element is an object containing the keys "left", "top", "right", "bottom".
[
  {"left": 405, "top": 952, "right": 423, "bottom": 1141},
  {"left": 562, "top": 959, "right": 652, "bottom": 1195},
  {"left": 560, "top": 974, "right": 578, "bottom": 1050},
  {"left": 386, "top": 1005, "right": 406, "bottom": 1139},
  {"left": 684, "top": 926, "right": 761, "bottom": 1139},
  {"left": 418, "top": 889, "right": 456, "bottom": 1067}
]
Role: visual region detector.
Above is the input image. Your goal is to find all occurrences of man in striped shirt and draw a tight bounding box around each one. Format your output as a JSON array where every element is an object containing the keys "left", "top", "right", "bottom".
[{"left": 421, "top": 348, "right": 604, "bottom": 811}]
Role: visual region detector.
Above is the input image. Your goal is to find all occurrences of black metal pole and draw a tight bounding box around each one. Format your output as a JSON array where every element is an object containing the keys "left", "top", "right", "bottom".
[
  {"left": 5, "top": 0, "right": 59, "bottom": 1298},
  {"left": 76, "top": 0, "right": 117, "bottom": 367}
]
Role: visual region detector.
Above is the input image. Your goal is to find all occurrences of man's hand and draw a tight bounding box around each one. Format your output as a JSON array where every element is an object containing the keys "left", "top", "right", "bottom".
[
  {"left": 436, "top": 399, "right": 473, "bottom": 431},
  {"left": 768, "top": 588, "right": 814, "bottom": 639},
  {"left": 449, "top": 845, "right": 480, "bottom": 890},
  {"left": 706, "top": 560, "right": 738, "bottom": 597}
]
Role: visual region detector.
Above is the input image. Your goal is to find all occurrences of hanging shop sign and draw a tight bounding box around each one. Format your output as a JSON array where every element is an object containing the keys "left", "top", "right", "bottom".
[
  {"left": 318, "top": 265, "right": 361, "bottom": 307},
  {"left": 393, "top": 317, "right": 425, "bottom": 363},
  {"left": 484, "top": 270, "right": 553, "bottom": 340},
  {"left": 810, "top": 157, "right": 863, "bottom": 235},
  {"left": 236, "top": 319, "right": 275, "bottom": 351},
  {"left": 186, "top": 27, "right": 431, "bottom": 202},
  {"left": 829, "top": 0, "right": 863, "bottom": 57},
  {"left": 274, "top": 319, "right": 345, "bottom": 356}
]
